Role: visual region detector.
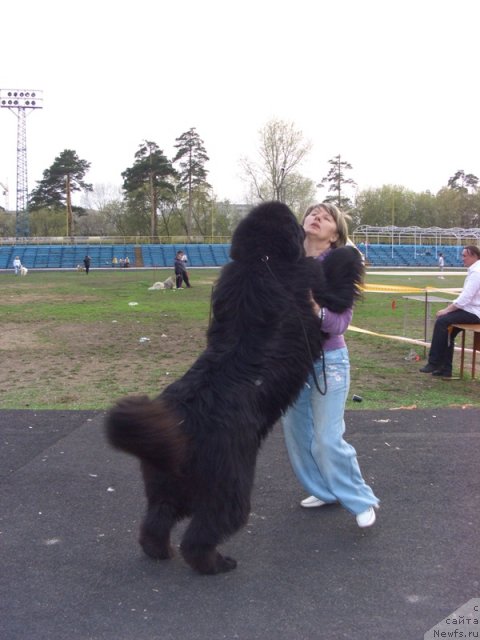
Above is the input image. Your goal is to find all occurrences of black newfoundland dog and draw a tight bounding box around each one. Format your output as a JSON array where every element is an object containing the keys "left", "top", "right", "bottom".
[{"left": 106, "top": 201, "right": 363, "bottom": 574}]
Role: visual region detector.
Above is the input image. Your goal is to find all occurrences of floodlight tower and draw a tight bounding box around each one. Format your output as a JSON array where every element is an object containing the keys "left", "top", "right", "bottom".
[
  {"left": 0, "top": 89, "right": 43, "bottom": 237},
  {"left": 0, "top": 180, "right": 9, "bottom": 211}
]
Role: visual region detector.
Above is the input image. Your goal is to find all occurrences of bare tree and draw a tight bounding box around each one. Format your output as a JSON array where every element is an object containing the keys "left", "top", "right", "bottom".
[
  {"left": 81, "top": 183, "right": 123, "bottom": 211},
  {"left": 240, "top": 119, "right": 311, "bottom": 205}
]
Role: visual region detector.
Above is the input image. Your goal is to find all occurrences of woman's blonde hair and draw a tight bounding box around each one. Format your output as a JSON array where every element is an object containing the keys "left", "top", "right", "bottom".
[{"left": 302, "top": 202, "right": 351, "bottom": 248}]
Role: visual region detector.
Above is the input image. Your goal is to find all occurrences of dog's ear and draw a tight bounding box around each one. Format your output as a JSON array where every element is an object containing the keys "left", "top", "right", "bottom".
[{"left": 230, "top": 201, "right": 305, "bottom": 263}]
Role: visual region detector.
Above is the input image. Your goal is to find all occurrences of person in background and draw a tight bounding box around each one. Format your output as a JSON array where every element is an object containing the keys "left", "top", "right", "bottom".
[
  {"left": 438, "top": 252, "right": 445, "bottom": 271},
  {"left": 282, "top": 203, "right": 379, "bottom": 529},
  {"left": 174, "top": 250, "right": 191, "bottom": 288},
  {"left": 13, "top": 255, "right": 22, "bottom": 275},
  {"left": 83, "top": 255, "right": 91, "bottom": 275},
  {"left": 181, "top": 251, "right": 190, "bottom": 284},
  {"left": 420, "top": 245, "right": 480, "bottom": 378}
]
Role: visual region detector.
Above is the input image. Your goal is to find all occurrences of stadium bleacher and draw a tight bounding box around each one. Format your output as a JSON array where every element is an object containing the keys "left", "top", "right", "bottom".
[
  {"left": 0, "top": 243, "right": 466, "bottom": 270},
  {"left": 360, "top": 244, "right": 463, "bottom": 268},
  {"left": 1, "top": 244, "right": 232, "bottom": 269}
]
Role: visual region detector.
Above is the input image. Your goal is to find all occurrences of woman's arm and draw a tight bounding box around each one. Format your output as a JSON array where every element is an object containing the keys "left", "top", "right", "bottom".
[
  {"left": 321, "top": 307, "right": 353, "bottom": 334},
  {"left": 310, "top": 295, "right": 353, "bottom": 334}
]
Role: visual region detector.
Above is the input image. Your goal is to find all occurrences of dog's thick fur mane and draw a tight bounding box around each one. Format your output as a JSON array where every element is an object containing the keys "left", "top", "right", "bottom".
[{"left": 106, "top": 201, "right": 363, "bottom": 575}]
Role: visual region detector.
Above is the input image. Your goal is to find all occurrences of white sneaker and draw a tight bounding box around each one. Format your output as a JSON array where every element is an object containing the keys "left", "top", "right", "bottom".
[
  {"left": 300, "top": 496, "right": 327, "bottom": 508},
  {"left": 356, "top": 506, "right": 377, "bottom": 528}
]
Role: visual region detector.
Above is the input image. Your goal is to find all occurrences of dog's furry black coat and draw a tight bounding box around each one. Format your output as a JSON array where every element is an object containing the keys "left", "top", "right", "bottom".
[{"left": 106, "top": 201, "right": 363, "bottom": 574}]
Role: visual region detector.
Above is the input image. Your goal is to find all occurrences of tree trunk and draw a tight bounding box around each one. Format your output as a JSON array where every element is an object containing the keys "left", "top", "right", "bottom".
[
  {"left": 187, "top": 154, "right": 193, "bottom": 238},
  {"left": 149, "top": 170, "right": 157, "bottom": 239},
  {"left": 66, "top": 174, "right": 73, "bottom": 237}
]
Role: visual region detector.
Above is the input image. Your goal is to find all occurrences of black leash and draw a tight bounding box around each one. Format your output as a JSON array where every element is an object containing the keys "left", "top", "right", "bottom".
[{"left": 261, "top": 255, "right": 327, "bottom": 395}]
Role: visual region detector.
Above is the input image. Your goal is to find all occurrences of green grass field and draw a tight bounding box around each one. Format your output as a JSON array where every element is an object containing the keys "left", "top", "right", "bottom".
[{"left": 1, "top": 268, "right": 478, "bottom": 410}]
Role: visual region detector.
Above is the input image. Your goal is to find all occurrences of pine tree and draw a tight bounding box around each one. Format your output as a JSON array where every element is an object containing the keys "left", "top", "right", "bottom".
[
  {"left": 173, "top": 128, "right": 211, "bottom": 236},
  {"left": 318, "top": 154, "right": 356, "bottom": 210},
  {"left": 121, "top": 141, "right": 176, "bottom": 238},
  {"left": 29, "top": 149, "right": 92, "bottom": 236}
]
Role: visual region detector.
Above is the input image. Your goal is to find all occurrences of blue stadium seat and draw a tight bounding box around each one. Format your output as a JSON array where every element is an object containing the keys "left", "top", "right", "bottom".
[{"left": 2, "top": 242, "right": 461, "bottom": 270}]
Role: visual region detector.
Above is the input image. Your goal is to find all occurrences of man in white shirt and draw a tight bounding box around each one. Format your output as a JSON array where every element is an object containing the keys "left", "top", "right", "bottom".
[{"left": 420, "top": 245, "right": 480, "bottom": 378}]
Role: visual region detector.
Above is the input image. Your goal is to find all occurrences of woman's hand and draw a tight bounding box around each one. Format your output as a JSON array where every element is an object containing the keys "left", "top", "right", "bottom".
[{"left": 309, "top": 292, "right": 321, "bottom": 315}]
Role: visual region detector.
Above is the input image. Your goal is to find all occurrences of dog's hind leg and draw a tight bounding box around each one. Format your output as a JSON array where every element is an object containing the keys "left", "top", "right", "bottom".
[
  {"left": 180, "top": 494, "right": 252, "bottom": 575},
  {"left": 139, "top": 501, "right": 178, "bottom": 560},
  {"left": 180, "top": 464, "right": 256, "bottom": 574},
  {"left": 139, "top": 462, "right": 187, "bottom": 561},
  {"left": 180, "top": 516, "right": 238, "bottom": 575}
]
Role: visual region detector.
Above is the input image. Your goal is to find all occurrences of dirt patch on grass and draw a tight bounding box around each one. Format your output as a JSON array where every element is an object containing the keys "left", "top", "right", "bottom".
[
  {"left": 0, "top": 316, "right": 208, "bottom": 408},
  {"left": 0, "top": 323, "right": 47, "bottom": 350},
  {"left": 2, "top": 292, "right": 103, "bottom": 305}
]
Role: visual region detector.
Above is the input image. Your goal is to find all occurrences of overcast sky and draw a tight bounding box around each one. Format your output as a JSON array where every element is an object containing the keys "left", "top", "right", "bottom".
[{"left": 1, "top": 0, "right": 479, "bottom": 208}]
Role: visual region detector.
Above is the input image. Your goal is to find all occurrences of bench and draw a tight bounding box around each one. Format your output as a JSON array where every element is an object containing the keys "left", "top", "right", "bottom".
[{"left": 449, "top": 323, "right": 480, "bottom": 379}]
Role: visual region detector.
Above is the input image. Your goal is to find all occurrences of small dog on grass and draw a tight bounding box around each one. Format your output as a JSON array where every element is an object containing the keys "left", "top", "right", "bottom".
[
  {"left": 106, "top": 201, "right": 363, "bottom": 575},
  {"left": 148, "top": 276, "right": 174, "bottom": 290},
  {"left": 20, "top": 266, "right": 28, "bottom": 276}
]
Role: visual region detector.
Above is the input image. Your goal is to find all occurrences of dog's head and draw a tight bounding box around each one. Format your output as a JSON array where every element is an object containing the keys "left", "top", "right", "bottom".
[{"left": 230, "top": 201, "right": 305, "bottom": 263}]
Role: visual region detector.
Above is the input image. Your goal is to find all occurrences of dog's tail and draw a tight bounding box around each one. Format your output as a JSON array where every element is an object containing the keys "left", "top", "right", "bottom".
[{"left": 105, "top": 395, "right": 187, "bottom": 470}]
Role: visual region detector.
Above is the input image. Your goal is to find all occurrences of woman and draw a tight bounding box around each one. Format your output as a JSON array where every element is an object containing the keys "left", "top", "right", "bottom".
[{"left": 282, "top": 203, "right": 379, "bottom": 528}]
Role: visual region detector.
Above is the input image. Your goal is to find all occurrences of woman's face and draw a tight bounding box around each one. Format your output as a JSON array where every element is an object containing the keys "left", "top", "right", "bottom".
[{"left": 303, "top": 206, "right": 339, "bottom": 245}]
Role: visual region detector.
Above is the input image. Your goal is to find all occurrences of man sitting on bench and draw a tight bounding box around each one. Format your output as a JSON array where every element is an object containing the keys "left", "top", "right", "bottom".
[{"left": 420, "top": 245, "right": 480, "bottom": 379}]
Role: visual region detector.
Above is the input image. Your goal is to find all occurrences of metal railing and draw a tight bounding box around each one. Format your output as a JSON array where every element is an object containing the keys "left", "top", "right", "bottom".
[{"left": 0, "top": 235, "right": 233, "bottom": 246}]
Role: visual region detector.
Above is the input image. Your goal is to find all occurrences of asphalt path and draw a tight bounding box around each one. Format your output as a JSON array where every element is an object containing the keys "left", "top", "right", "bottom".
[{"left": 1, "top": 407, "right": 479, "bottom": 640}]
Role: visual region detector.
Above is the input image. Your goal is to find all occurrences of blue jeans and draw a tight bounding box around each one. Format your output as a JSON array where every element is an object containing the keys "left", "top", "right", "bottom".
[{"left": 282, "top": 347, "right": 379, "bottom": 515}]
